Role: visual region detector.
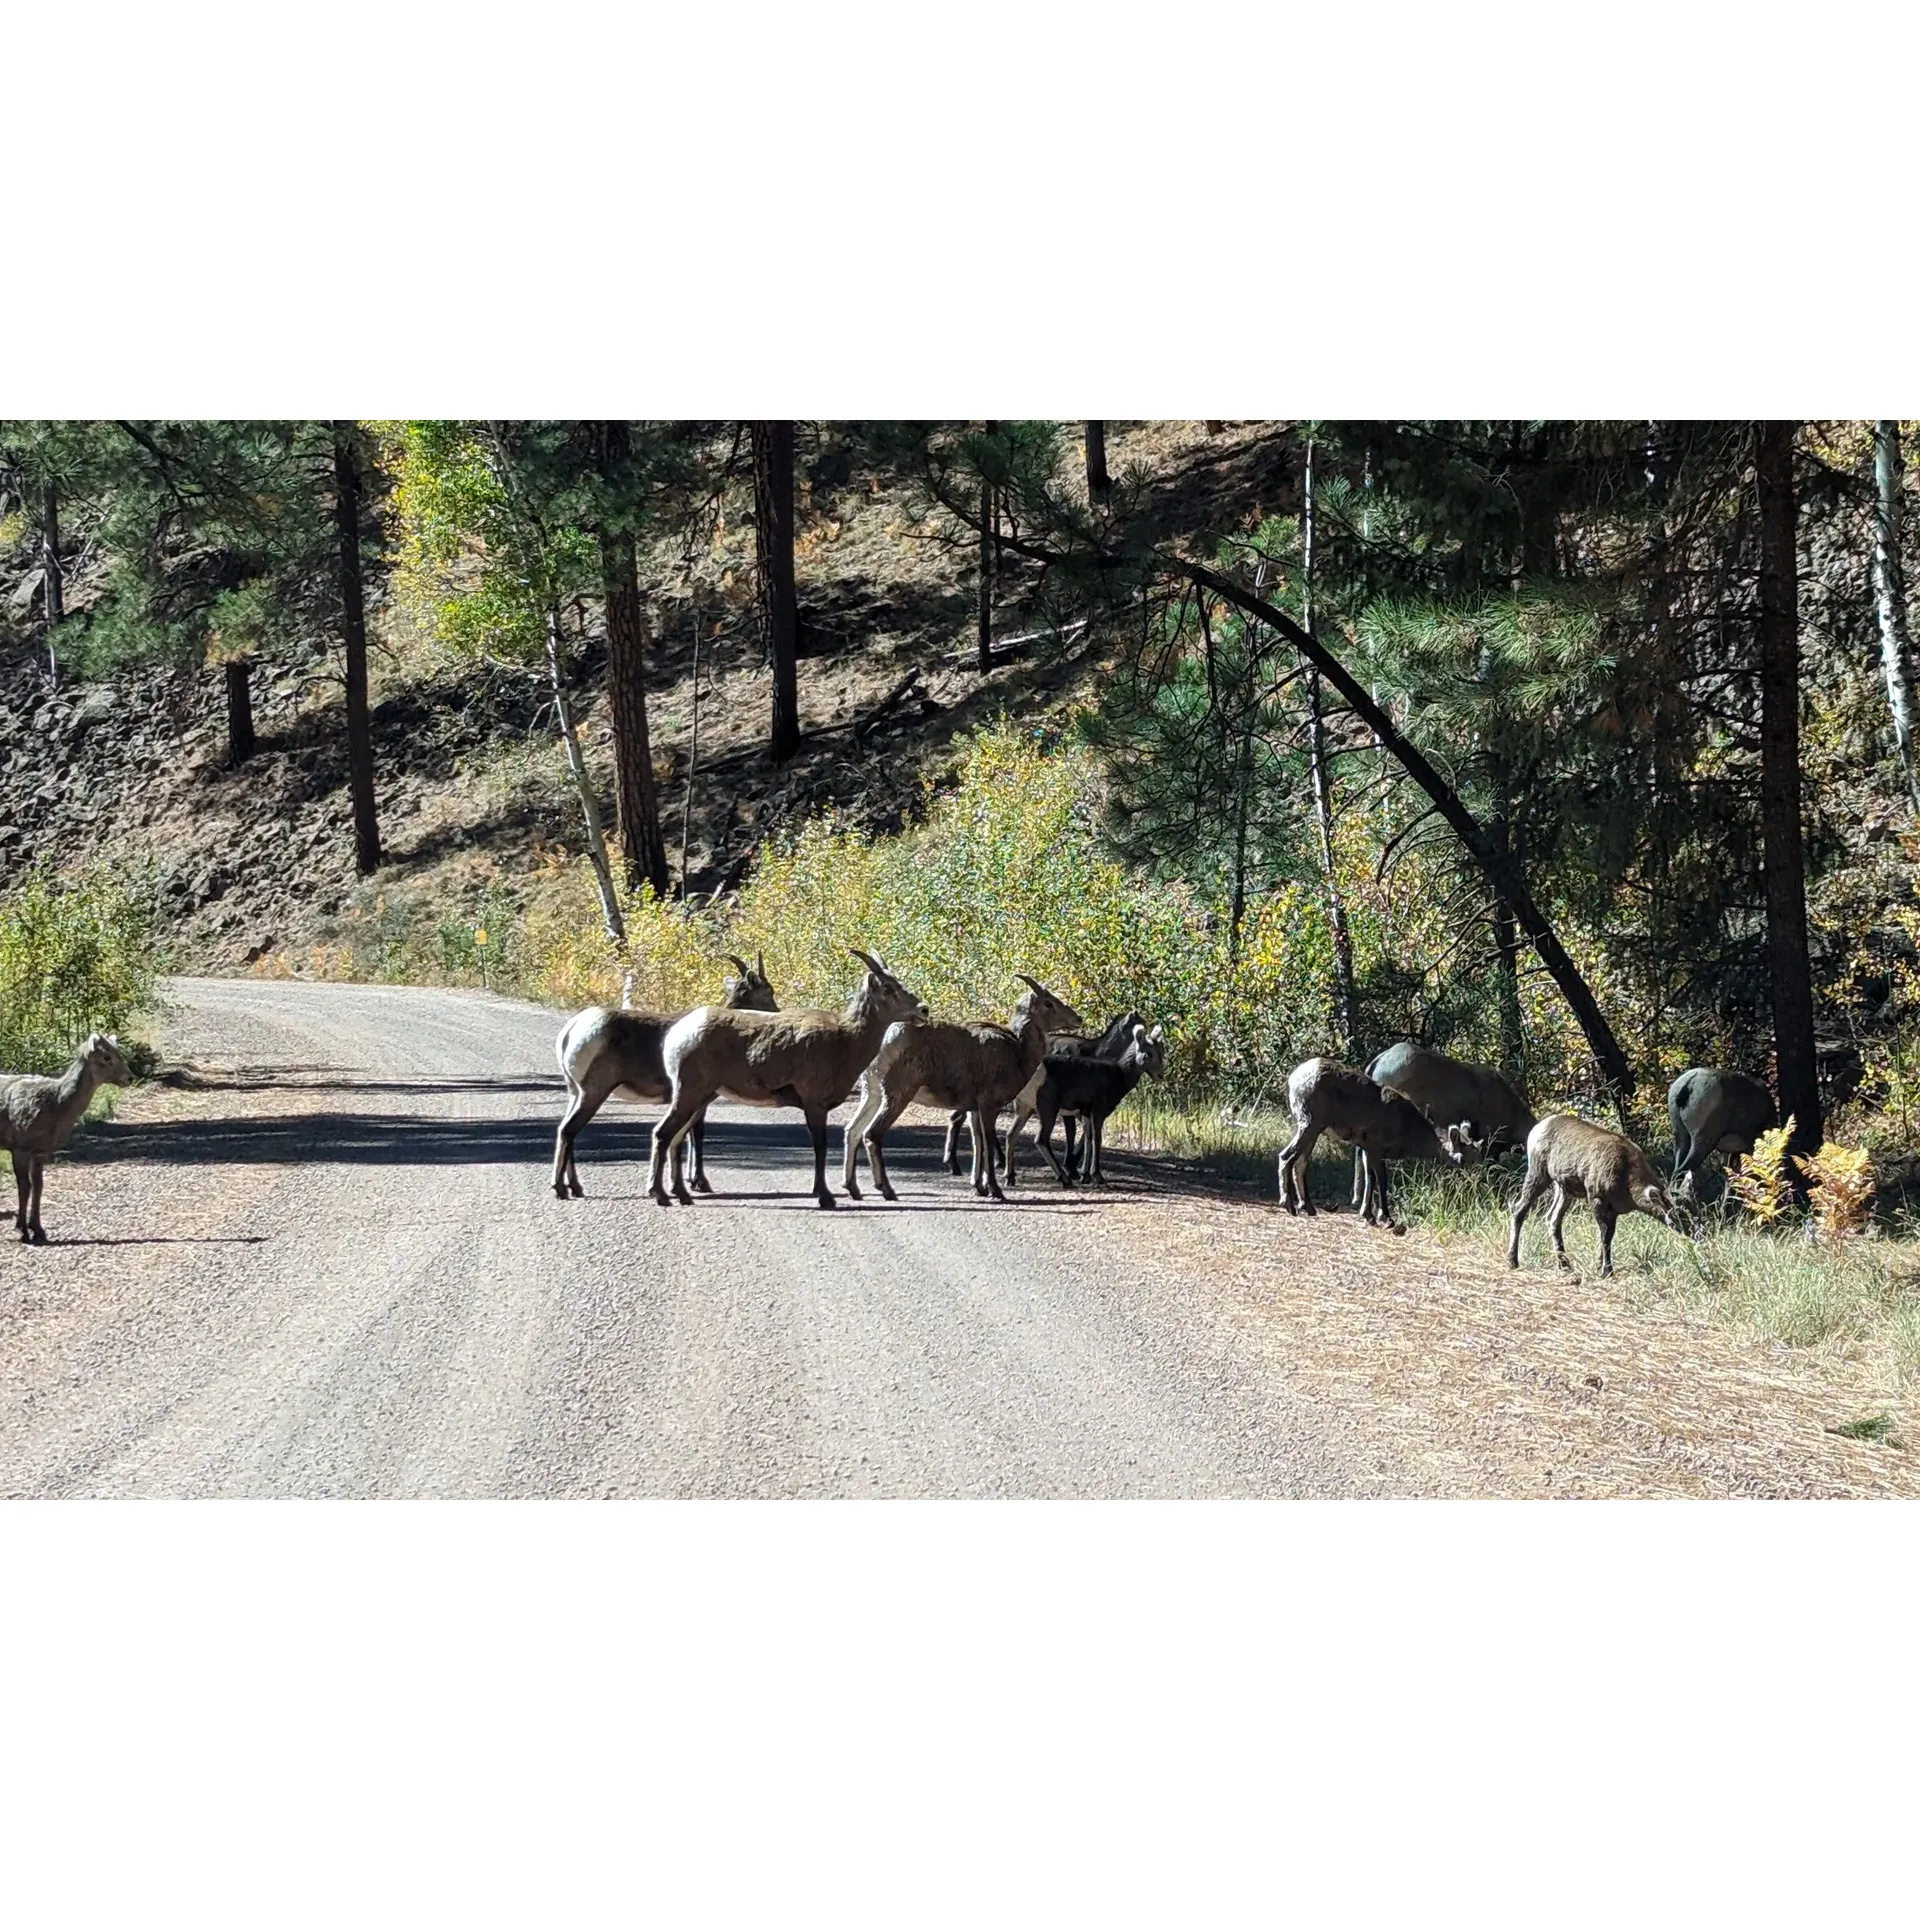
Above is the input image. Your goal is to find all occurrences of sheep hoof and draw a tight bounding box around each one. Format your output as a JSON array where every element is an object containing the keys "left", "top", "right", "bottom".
[
  {"left": 877, "top": 1184, "right": 898, "bottom": 1203},
  {"left": 1391, "top": 1222, "right": 1408, "bottom": 1238},
  {"left": 690, "top": 1176, "right": 713, "bottom": 1194},
  {"left": 28, "top": 1227, "right": 47, "bottom": 1245},
  {"left": 816, "top": 1192, "right": 837, "bottom": 1210}
]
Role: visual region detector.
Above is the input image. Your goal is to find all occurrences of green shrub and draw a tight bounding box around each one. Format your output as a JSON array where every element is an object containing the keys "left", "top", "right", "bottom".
[{"left": 0, "top": 862, "right": 164, "bottom": 1074}]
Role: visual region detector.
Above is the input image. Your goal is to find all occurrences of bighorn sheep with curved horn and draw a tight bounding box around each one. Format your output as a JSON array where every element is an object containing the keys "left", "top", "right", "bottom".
[{"left": 648, "top": 950, "right": 929, "bottom": 1210}]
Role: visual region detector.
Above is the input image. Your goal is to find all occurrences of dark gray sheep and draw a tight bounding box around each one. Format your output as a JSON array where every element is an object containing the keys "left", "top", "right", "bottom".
[{"left": 1667, "top": 1068, "right": 1775, "bottom": 1195}]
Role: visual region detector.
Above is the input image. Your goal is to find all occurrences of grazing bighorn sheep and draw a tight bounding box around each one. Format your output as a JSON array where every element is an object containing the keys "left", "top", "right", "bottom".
[
  {"left": 0, "top": 1032, "right": 133, "bottom": 1245},
  {"left": 552, "top": 954, "right": 777, "bottom": 1200},
  {"left": 1355, "top": 1040, "right": 1535, "bottom": 1206},
  {"left": 1277, "top": 1056, "right": 1480, "bottom": 1228},
  {"left": 1508, "top": 1113, "right": 1682, "bottom": 1280},
  {"left": 946, "top": 1007, "right": 1146, "bottom": 1181},
  {"left": 1027, "top": 1020, "right": 1166, "bottom": 1188},
  {"left": 648, "top": 950, "right": 929, "bottom": 1210},
  {"left": 843, "top": 975, "right": 1083, "bottom": 1203},
  {"left": 1667, "top": 1067, "right": 1775, "bottom": 1196}
]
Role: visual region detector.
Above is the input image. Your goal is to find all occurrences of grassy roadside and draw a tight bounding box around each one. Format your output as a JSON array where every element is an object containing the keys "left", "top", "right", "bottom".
[{"left": 1103, "top": 1091, "right": 1920, "bottom": 1428}]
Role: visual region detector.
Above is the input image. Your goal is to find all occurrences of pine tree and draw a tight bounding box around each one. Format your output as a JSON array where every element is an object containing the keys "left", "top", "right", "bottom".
[
  {"left": 751, "top": 422, "right": 800, "bottom": 760},
  {"left": 1872, "top": 421, "right": 1919, "bottom": 808},
  {"left": 332, "top": 421, "right": 382, "bottom": 876}
]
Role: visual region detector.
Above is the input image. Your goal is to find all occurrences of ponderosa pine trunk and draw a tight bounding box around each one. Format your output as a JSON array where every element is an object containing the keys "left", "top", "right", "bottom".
[
  {"left": 751, "top": 421, "right": 800, "bottom": 761},
  {"left": 594, "top": 421, "right": 670, "bottom": 897},
  {"left": 331, "top": 420, "right": 381, "bottom": 876},
  {"left": 41, "top": 478, "right": 62, "bottom": 685},
  {"left": 225, "top": 658, "right": 255, "bottom": 767},
  {"left": 1085, "top": 421, "right": 1109, "bottom": 500},
  {"left": 1756, "top": 421, "right": 1822, "bottom": 1160},
  {"left": 1872, "top": 420, "right": 1920, "bottom": 809},
  {"left": 1488, "top": 815, "right": 1525, "bottom": 1086},
  {"left": 978, "top": 421, "right": 998, "bottom": 672}
]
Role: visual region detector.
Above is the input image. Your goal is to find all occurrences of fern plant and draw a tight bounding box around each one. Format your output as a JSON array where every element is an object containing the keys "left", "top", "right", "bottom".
[
  {"left": 1796, "top": 1143, "right": 1876, "bottom": 1241},
  {"left": 1727, "top": 1119, "right": 1796, "bottom": 1225}
]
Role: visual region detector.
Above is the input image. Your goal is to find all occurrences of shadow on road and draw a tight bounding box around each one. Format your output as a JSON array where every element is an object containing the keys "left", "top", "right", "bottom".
[{"left": 161, "top": 1067, "right": 558, "bottom": 1096}]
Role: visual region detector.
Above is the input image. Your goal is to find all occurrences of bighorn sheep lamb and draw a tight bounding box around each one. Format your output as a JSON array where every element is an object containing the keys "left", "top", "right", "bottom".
[
  {"left": 1025, "top": 1020, "right": 1166, "bottom": 1188},
  {"left": 1667, "top": 1067, "right": 1775, "bottom": 1196},
  {"left": 1355, "top": 1040, "right": 1535, "bottom": 1206},
  {"left": 843, "top": 975, "right": 1083, "bottom": 1203},
  {"left": 1, "top": 1032, "right": 133, "bottom": 1245},
  {"left": 552, "top": 954, "right": 777, "bottom": 1200},
  {"left": 1508, "top": 1113, "right": 1682, "bottom": 1280},
  {"left": 1277, "top": 1056, "right": 1480, "bottom": 1228},
  {"left": 647, "top": 950, "right": 929, "bottom": 1210}
]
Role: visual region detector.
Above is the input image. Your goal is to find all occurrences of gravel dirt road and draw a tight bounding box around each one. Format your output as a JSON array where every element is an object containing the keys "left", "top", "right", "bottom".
[{"left": 0, "top": 979, "right": 1410, "bottom": 1497}]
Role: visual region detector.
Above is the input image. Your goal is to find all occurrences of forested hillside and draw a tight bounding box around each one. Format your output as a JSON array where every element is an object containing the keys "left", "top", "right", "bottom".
[{"left": 3, "top": 419, "right": 1917, "bottom": 1199}]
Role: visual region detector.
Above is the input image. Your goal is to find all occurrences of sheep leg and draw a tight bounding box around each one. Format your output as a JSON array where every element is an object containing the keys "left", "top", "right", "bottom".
[
  {"left": 1002, "top": 1102, "right": 1034, "bottom": 1186},
  {"left": 1671, "top": 1131, "right": 1716, "bottom": 1201},
  {"left": 1084, "top": 1115, "right": 1107, "bottom": 1185},
  {"left": 841, "top": 1074, "right": 889, "bottom": 1199},
  {"left": 1277, "top": 1121, "right": 1322, "bottom": 1216},
  {"left": 25, "top": 1155, "right": 46, "bottom": 1245},
  {"left": 552, "top": 1082, "right": 612, "bottom": 1198},
  {"left": 1591, "top": 1200, "right": 1615, "bottom": 1280},
  {"left": 11, "top": 1150, "right": 30, "bottom": 1242},
  {"left": 805, "top": 1105, "right": 836, "bottom": 1209},
  {"left": 862, "top": 1090, "right": 912, "bottom": 1204},
  {"left": 688, "top": 1109, "right": 714, "bottom": 1193},
  {"left": 1350, "top": 1147, "right": 1366, "bottom": 1212},
  {"left": 941, "top": 1111, "right": 968, "bottom": 1175},
  {"left": 973, "top": 1108, "right": 1007, "bottom": 1201},
  {"left": 1366, "top": 1153, "right": 1396, "bottom": 1228},
  {"left": 648, "top": 1092, "right": 703, "bottom": 1206},
  {"left": 1546, "top": 1187, "right": 1574, "bottom": 1271},
  {"left": 1507, "top": 1164, "right": 1550, "bottom": 1267},
  {"left": 1035, "top": 1091, "right": 1075, "bottom": 1188}
]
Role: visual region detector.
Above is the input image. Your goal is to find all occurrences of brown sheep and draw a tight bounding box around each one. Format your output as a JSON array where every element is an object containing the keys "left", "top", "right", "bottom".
[
  {"left": 1277, "top": 1056, "right": 1479, "bottom": 1228},
  {"left": 1508, "top": 1113, "right": 1683, "bottom": 1280}
]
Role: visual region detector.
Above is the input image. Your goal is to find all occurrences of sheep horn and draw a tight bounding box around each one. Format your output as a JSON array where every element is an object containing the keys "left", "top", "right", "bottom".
[{"left": 725, "top": 953, "right": 751, "bottom": 975}]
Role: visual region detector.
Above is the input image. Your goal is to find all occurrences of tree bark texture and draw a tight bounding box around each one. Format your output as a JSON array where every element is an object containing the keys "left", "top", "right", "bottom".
[
  {"left": 331, "top": 420, "right": 381, "bottom": 876},
  {"left": 594, "top": 421, "right": 671, "bottom": 897},
  {"left": 546, "top": 607, "right": 625, "bottom": 947},
  {"left": 224, "top": 659, "right": 255, "bottom": 767},
  {"left": 1755, "top": 421, "right": 1822, "bottom": 1158},
  {"left": 1085, "top": 421, "right": 1109, "bottom": 500},
  {"left": 978, "top": 421, "right": 998, "bottom": 672},
  {"left": 751, "top": 422, "right": 800, "bottom": 761},
  {"left": 1181, "top": 559, "right": 1636, "bottom": 1102},
  {"left": 41, "top": 479, "right": 62, "bottom": 684},
  {"left": 1872, "top": 420, "right": 1920, "bottom": 808}
]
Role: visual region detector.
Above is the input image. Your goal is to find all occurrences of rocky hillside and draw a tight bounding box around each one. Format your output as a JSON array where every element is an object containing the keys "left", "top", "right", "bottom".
[{"left": 0, "top": 422, "right": 1301, "bottom": 973}]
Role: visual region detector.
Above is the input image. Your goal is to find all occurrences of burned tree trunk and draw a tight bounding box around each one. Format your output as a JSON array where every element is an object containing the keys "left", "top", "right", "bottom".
[
  {"left": 1872, "top": 420, "right": 1919, "bottom": 809},
  {"left": 751, "top": 421, "right": 801, "bottom": 762},
  {"left": 978, "top": 420, "right": 998, "bottom": 672},
  {"left": 224, "top": 659, "right": 255, "bottom": 767},
  {"left": 331, "top": 420, "right": 381, "bottom": 876},
  {"left": 1755, "top": 421, "right": 1822, "bottom": 1160}
]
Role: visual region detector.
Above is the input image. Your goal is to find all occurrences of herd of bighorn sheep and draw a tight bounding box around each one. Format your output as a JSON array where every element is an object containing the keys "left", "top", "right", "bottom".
[
  {"left": 0, "top": 966, "right": 1776, "bottom": 1264},
  {"left": 544, "top": 956, "right": 1777, "bottom": 1281}
]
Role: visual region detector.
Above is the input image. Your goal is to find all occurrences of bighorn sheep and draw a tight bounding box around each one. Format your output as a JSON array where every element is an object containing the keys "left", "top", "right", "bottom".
[
  {"left": 1668, "top": 1067, "right": 1774, "bottom": 1196},
  {"left": 1277, "top": 1056, "right": 1480, "bottom": 1228},
  {"left": 0, "top": 1032, "right": 133, "bottom": 1245},
  {"left": 942, "top": 1007, "right": 1146, "bottom": 1181},
  {"left": 1355, "top": 1040, "right": 1535, "bottom": 1206},
  {"left": 552, "top": 954, "right": 777, "bottom": 1200},
  {"left": 843, "top": 975, "right": 1083, "bottom": 1203},
  {"left": 1508, "top": 1113, "right": 1682, "bottom": 1280},
  {"left": 1026, "top": 1020, "right": 1166, "bottom": 1188},
  {"left": 647, "top": 950, "right": 929, "bottom": 1210}
]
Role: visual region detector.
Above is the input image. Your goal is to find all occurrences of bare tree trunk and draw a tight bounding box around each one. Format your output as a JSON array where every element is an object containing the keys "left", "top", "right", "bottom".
[
  {"left": 1756, "top": 421, "right": 1823, "bottom": 1160},
  {"left": 1085, "top": 421, "right": 1109, "bottom": 500},
  {"left": 330, "top": 421, "right": 381, "bottom": 876},
  {"left": 1488, "top": 815, "right": 1524, "bottom": 1085},
  {"left": 547, "top": 606, "right": 624, "bottom": 947},
  {"left": 224, "top": 659, "right": 255, "bottom": 767},
  {"left": 1872, "top": 420, "right": 1920, "bottom": 808},
  {"left": 978, "top": 421, "right": 998, "bottom": 672},
  {"left": 40, "top": 479, "right": 62, "bottom": 687},
  {"left": 1302, "top": 442, "right": 1360, "bottom": 1057},
  {"left": 751, "top": 422, "right": 800, "bottom": 760},
  {"left": 594, "top": 421, "right": 670, "bottom": 897},
  {"left": 1183, "top": 558, "right": 1637, "bottom": 1102},
  {"left": 680, "top": 590, "right": 702, "bottom": 897}
]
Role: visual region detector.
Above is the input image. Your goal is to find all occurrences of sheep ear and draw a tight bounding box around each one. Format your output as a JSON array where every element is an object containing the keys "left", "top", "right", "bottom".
[
  {"left": 1147, "top": 1024, "right": 1164, "bottom": 1042},
  {"left": 755, "top": 950, "right": 766, "bottom": 980}
]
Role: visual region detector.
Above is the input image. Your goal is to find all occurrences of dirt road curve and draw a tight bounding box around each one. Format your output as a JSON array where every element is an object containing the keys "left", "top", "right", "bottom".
[{"left": 0, "top": 979, "right": 1401, "bottom": 1497}]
